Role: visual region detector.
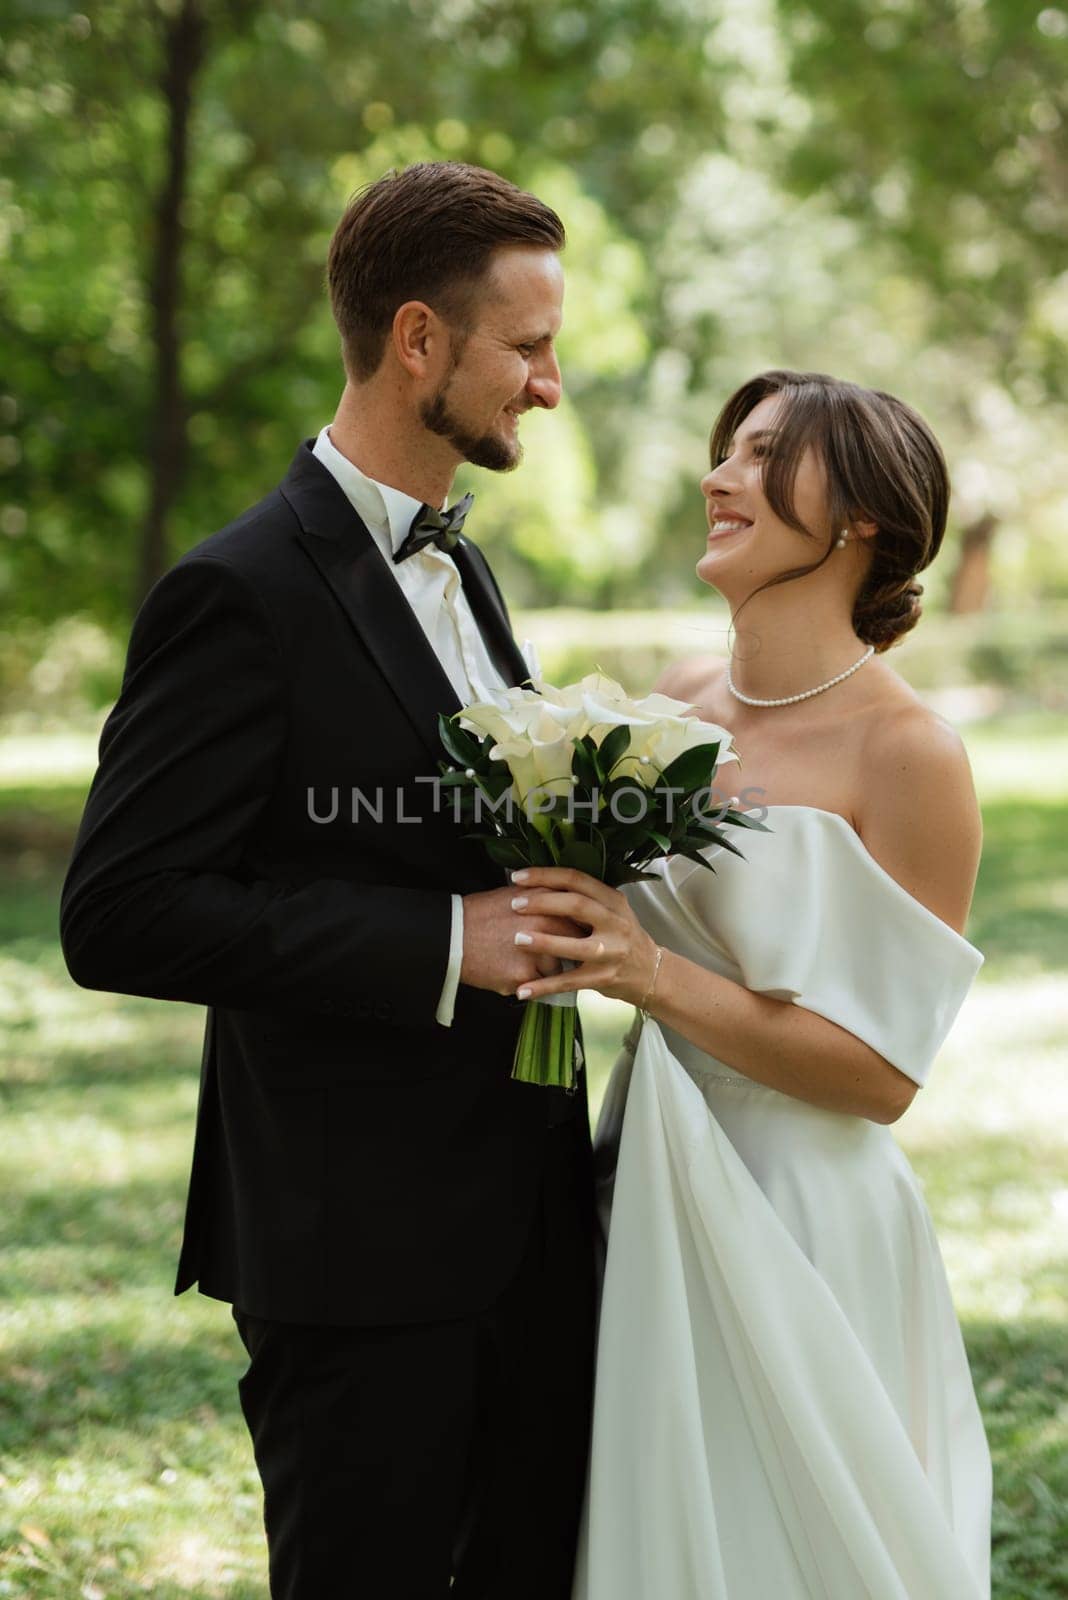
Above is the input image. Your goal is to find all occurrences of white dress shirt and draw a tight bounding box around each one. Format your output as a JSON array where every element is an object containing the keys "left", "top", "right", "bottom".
[{"left": 312, "top": 425, "right": 509, "bottom": 1027}]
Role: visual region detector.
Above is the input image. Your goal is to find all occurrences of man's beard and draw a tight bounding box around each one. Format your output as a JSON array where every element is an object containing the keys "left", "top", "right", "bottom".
[{"left": 420, "top": 370, "right": 522, "bottom": 473}]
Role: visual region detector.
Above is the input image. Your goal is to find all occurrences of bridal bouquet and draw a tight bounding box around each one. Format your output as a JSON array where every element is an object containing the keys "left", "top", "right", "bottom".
[{"left": 438, "top": 673, "right": 766, "bottom": 1091}]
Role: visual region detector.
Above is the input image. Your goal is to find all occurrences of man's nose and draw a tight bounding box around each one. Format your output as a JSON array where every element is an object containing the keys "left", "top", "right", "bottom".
[{"left": 527, "top": 346, "right": 562, "bottom": 411}]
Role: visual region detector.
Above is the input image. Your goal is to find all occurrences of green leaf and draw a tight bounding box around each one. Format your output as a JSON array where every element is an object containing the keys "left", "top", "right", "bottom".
[
  {"left": 522, "top": 792, "right": 573, "bottom": 824},
  {"left": 676, "top": 850, "right": 720, "bottom": 875},
  {"left": 526, "top": 829, "right": 554, "bottom": 866},
  {"left": 724, "top": 810, "right": 774, "bottom": 833},
  {"left": 599, "top": 819, "right": 653, "bottom": 857},
  {"left": 607, "top": 864, "right": 662, "bottom": 886},
  {"left": 687, "top": 827, "right": 748, "bottom": 861},
  {"left": 476, "top": 767, "right": 515, "bottom": 803},
  {"left": 672, "top": 839, "right": 719, "bottom": 870},
  {"left": 597, "top": 722, "right": 633, "bottom": 777},
  {"left": 483, "top": 837, "right": 533, "bottom": 870},
  {"left": 659, "top": 742, "right": 722, "bottom": 794},
  {"left": 600, "top": 777, "right": 651, "bottom": 824},
  {"left": 438, "top": 714, "right": 485, "bottom": 769},
  {"left": 556, "top": 837, "right": 606, "bottom": 877},
  {"left": 571, "top": 737, "right": 601, "bottom": 790}
]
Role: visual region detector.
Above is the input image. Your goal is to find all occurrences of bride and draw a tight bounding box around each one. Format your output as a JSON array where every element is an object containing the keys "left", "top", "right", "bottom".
[{"left": 509, "top": 370, "right": 992, "bottom": 1598}]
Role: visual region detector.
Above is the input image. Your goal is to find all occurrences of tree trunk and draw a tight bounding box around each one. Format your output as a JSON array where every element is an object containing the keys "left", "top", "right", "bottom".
[
  {"left": 947, "top": 511, "right": 997, "bottom": 615},
  {"left": 135, "top": 0, "right": 206, "bottom": 611}
]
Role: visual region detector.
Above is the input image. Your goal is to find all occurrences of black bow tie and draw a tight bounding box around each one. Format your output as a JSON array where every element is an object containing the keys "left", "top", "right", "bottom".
[{"left": 393, "top": 493, "right": 474, "bottom": 563}]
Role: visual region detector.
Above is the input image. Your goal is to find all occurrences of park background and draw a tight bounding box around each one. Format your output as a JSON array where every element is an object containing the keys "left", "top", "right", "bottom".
[{"left": 1, "top": 0, "right": 1066, "bottom": 1594}]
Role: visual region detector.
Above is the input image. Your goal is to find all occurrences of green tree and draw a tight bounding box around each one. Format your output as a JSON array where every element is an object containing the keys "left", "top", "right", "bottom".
[
  {"left": 0, "top": 0, "right": 726, "bottom": 626},
  {"left": 771, "top": 0, "right": 1068, "bottom": 609}
]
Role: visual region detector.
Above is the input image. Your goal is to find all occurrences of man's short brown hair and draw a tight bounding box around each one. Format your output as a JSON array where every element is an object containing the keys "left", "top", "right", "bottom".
[{"left": 327, "top": 161, "right": 566, "bottom": 380}]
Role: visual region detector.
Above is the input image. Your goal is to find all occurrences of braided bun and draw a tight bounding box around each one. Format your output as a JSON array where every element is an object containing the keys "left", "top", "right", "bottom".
[{"left": 854, "top": 578, "right": 925, "bottom": 653}]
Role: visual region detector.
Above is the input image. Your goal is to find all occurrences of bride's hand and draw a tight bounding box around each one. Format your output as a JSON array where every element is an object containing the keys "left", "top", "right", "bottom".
[{"left": 507, "top": 866, "right": 660, "bottom": 1006}]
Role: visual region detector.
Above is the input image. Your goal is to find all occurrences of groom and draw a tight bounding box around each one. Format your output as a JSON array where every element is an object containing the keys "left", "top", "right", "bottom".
[{"left": 60, "top": 162, "right": 596, "bottom": 1598}]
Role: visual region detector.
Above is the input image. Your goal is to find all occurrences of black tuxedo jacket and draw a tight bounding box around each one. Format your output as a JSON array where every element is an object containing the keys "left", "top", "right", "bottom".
[{"left": 60, "top": 440, "right": 591, "bottom": 1326}]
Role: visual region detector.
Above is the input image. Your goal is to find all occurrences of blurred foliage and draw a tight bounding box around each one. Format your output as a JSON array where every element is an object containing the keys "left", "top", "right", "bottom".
[
  {"left": 0, "top": 0, "right": 724, "bottom": 621},
  {"left": 0, "top": 598, "right": 1067, "bottom": 735},
  {"left": 768, "top": 0, "right": 1068, "bottom": 610},
  {"left": 776, "top": 0, "right": 1068, "bottom": 351},
  {"left": 0, "top": 0, "right": 1066, "bottom": 632},
  {"left": 511, "top": 603, "right": 1068, "bottom": 713}
]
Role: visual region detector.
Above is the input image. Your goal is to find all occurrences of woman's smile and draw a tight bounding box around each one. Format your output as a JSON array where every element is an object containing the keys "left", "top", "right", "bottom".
[{"left": 706, "top": 510, "right": 755, "bottom": 542}]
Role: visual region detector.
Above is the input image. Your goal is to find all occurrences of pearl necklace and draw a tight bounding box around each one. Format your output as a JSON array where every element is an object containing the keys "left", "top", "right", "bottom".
[{"left": 726, "top": 645, "right": 875, "bottom": 707}]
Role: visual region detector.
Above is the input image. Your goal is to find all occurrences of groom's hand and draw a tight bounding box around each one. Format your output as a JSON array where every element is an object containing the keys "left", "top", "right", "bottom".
[{"left": 460, "top": 886, "right": 586, "bottom": 996}]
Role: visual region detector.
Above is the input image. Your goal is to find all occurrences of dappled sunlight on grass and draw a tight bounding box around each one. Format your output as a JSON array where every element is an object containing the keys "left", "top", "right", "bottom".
[
  {"left": 914, "top": 977, "right": 1068, "bottom": 1139},
  {"left": 962, "top": 713, "right": 1068, "bottom": 803},
  {"left": 969, "top": 800, "right": 1068, "bottom": 978},
  {"left": 1, "top": 962, "right": 202, "bottom": 1098},
  {"left": 899, "top": 976, "right": 1068, "bottom": 1325},
  {"left": 141, "top": 1525, "right": 266, "bottom": 1596},
  {"left": 1, "top": 1283, "right": 262, "bottom": 1594},
  {"left": 969, "top": 1321, "right": 1068, "bottom": 1600}
]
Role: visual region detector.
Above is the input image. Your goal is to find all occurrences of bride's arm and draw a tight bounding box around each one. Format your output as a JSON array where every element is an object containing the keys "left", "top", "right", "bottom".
[
  {"left": 512, "top": 877, "right": 917, "bottom": 1124},
  {"left": 509, "top": 717, "right": 981, "bottom": 1126}
]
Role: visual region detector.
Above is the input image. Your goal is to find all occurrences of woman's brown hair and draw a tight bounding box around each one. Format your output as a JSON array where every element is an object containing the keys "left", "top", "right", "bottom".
[
  {"left": 327, "top": 162, "right": 565, "bottom": 381},
  {"left": 709, "top": 370, "right": 950, "bottom": 652}
]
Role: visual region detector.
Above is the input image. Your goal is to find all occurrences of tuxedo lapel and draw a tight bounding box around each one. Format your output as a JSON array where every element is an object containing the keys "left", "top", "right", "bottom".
[
  {"left": 281, "top": 442, "right": 462, "bottom": 766},
  {"left": 450, "top": 537, "right": 532, "bottom": 689}
]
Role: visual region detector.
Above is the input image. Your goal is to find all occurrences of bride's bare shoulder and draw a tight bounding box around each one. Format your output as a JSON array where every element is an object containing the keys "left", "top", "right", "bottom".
[
  {"left": 856, "top": 700, "right": 983, "bottom": 934},
  {"left": 859, "top": 696, "right": 976, "bottom": 792},
  {"left": 653, "top": 654, "right": 727, "bottom": 706}
]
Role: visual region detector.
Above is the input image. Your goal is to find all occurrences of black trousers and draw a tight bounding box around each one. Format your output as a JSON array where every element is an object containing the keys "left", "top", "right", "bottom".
[{"left": 233, "top": 1119, "right": 597, "bottom": 1599}]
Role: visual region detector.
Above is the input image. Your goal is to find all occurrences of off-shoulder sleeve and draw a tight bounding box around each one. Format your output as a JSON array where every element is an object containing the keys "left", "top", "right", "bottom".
[{"left": 646, "top": 808, "right": 983, "bottom": 1088}]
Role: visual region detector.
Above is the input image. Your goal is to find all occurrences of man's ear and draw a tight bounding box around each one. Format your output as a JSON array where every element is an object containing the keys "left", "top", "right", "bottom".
[{"left": 392, "top": 300, "right": 444, "bottom": 379}]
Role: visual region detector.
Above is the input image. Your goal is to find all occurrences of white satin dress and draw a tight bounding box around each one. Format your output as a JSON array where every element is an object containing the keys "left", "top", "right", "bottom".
[{"left": 573, "top": 806, "right": 991, "bottom": 1600}]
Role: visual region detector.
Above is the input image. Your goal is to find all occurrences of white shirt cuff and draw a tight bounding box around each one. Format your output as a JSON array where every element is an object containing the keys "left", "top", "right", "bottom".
[{"left": 435, "top": 894, "right": 464, "bottom": 1027}]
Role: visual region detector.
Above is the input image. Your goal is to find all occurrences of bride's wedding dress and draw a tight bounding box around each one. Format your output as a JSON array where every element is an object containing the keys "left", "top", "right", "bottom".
[{"left": 573, "top": 806, "right": 991, "bottom": 1600}]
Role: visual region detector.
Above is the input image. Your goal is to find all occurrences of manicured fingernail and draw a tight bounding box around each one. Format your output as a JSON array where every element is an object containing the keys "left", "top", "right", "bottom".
[
  {"left": 511, "top": 896, "right": 528, "bottom": 910},
  {"left": 514, "top": 931, "right": 533, "bottom": 946},
  {"left": 511, "top": 869, "right": 530, "bottom": 883},
  {"left": 516, "top": 986, "right": 532, "bottom": 1000}
]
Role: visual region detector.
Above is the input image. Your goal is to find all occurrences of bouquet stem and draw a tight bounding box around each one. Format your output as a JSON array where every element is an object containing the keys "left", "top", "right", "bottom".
[{"left": 511, "top": 994, "right": 577, "bottom": 1091}]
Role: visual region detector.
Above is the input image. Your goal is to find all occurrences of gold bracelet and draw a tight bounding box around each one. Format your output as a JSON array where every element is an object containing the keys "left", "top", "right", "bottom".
[{"left": 639, "top": 945, "right": 663, "bottom": 1015}]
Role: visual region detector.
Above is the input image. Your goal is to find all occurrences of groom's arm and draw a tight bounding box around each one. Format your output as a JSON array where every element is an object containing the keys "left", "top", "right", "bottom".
[{"left": 60, "top": 554, "right": 454, "bottom": 1025}]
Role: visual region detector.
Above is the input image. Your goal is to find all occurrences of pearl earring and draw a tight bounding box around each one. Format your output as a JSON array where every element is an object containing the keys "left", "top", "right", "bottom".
[{"left": 835, "top": 531, "right": 848, "bottom": 549}]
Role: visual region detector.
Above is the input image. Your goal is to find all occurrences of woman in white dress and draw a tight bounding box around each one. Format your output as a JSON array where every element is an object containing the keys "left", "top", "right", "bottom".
[{"left": 509, "top": 370, "right": 992, "bottom": 1598}]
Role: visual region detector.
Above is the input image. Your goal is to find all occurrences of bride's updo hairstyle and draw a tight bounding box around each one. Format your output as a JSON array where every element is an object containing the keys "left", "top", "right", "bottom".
[{"left": 709, "top": 370, "right": 950, "bottom": 652}]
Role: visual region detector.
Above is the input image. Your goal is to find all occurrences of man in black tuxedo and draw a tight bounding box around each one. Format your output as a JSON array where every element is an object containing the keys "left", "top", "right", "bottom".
[{"left": 60, "top": 162, "right": 596, "bottom": 1598}]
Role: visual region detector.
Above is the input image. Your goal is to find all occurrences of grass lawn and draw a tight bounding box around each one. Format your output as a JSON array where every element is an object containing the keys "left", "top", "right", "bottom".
[{"left": 1, "top": 711, "right": 1066, "bottom": 1598}]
